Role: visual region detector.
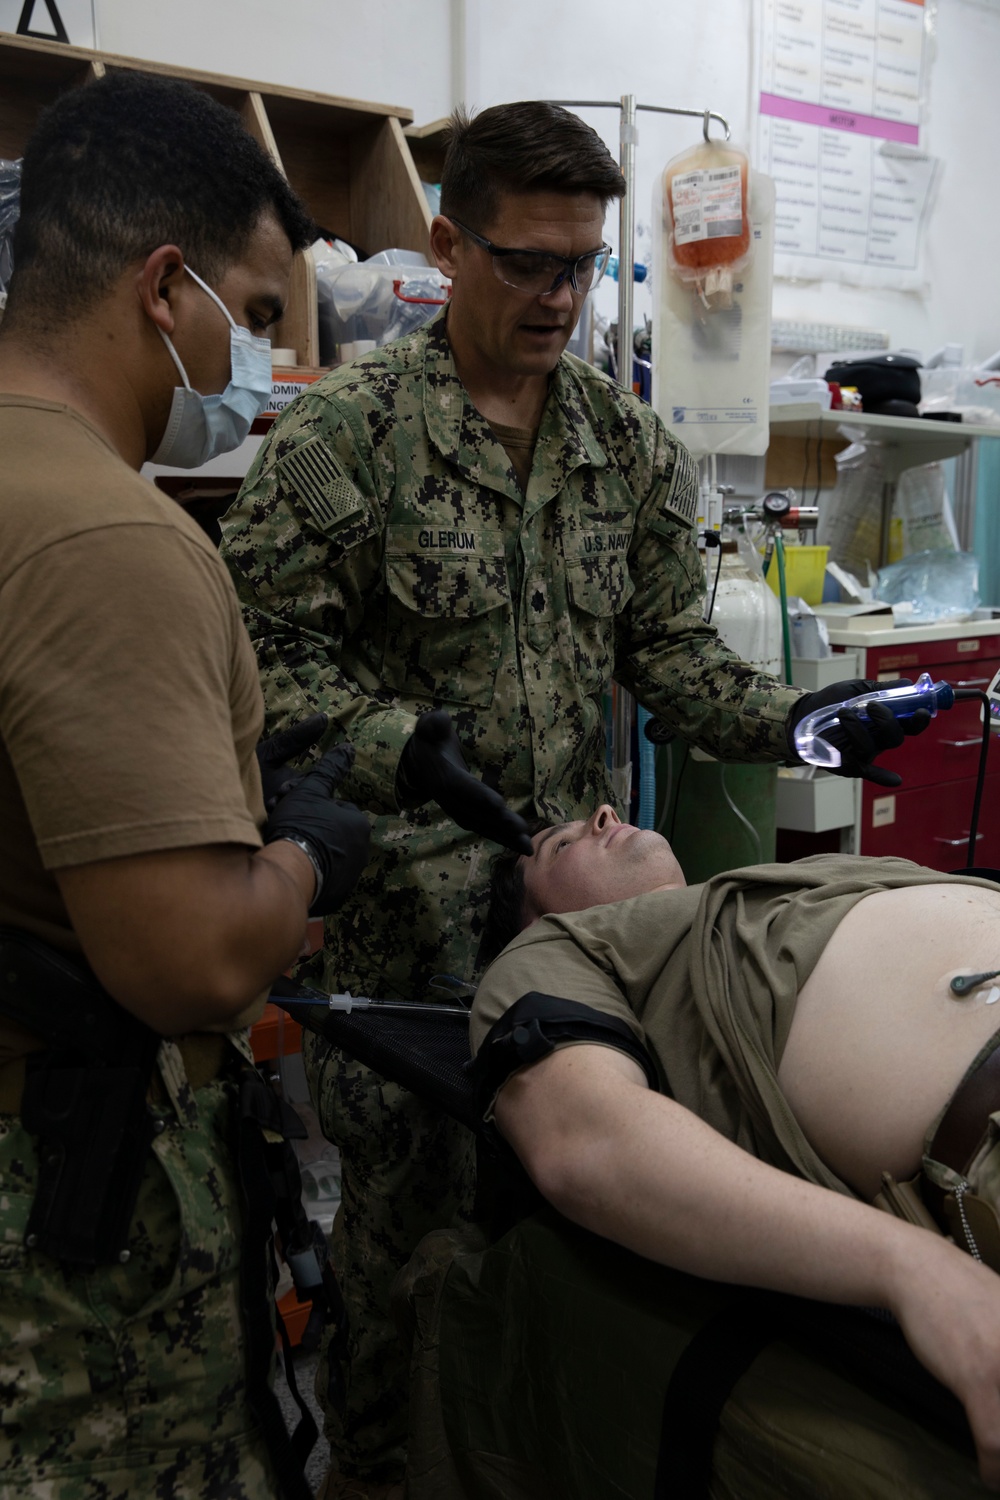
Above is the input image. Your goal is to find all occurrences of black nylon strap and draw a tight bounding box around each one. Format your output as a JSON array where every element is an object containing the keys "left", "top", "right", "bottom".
[
  {"left": 233, "top": 1066, "right": 317, "bottom": 1500},
  {"left": 655, "top": 1300, "right": 771, "bottom": 1498},
  {"left": 655, "top": 1291, "right": 974, "bottom": 1498},
  {"left": 253, "top": 1072, "right": 351, "bottom": 1424}
]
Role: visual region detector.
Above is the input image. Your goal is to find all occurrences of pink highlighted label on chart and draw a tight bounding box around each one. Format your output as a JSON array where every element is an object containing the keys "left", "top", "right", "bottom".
[{"left": 759, "top": 93, "right": 919, "bottom": 147}]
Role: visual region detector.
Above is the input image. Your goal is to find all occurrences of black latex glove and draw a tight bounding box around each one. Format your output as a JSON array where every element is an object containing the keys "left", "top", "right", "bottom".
[
  {"left": 397, "top": 709, "right": 533, "bottom": 855},
  {"left": 256, "top": 713, "right": 330, "bottom": 812},
  {"left": 788, "top": 678, "right": 932, "bottom": 788},
  {"left": 263, "top": 742, "right": 372, "bottom": 915}
]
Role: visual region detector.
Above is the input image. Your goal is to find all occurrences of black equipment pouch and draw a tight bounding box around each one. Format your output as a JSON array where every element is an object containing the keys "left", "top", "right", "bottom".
[{"left": 0, "top": 927, "right": 161, "bottom": 1266}]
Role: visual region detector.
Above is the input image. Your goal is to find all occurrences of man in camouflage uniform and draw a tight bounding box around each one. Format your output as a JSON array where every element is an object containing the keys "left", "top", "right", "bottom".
[{"left": 220, "top": 101, "right": 924, "bottom": 1498}]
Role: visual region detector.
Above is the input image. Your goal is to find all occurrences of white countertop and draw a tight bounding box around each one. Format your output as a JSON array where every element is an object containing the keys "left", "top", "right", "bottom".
[
  {"left": 768, "top": 403, "right": 1000, "bottom": 478},
  {"left": 826, "top": 618, "right": 1000, "bottom": 648},
  {"left": 770, "top": 403, "right": 1000, "bottom": 443}
]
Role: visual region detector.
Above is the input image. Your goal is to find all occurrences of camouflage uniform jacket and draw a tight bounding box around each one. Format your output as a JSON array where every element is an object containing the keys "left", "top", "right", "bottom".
[{"left": 221, "top": 314, "right": 802, "bottom": 1001}]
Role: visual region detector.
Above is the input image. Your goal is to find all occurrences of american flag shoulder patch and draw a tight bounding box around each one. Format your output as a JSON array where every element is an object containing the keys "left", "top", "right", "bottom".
[
  {"left": 278, "top": 438, "right": 364, "bottom": 530},
  {"left": 662, "top": 447, "right": 699, "bottom": 526}
]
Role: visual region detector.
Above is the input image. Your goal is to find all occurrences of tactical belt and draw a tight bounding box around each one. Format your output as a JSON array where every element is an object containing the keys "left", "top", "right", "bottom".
[
  {"left": 0, "top": 1032, "right": 226, "bottom": 1114},
  {"left": 927, "top": 1039, "right": 1000, "bottom": 1186},
  {"left": 921, "top": 1037, "right": 1000, "bottom": 1267}
]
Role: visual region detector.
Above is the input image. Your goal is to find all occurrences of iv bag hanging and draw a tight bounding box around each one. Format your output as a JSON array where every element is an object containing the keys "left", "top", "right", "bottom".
[
  {"left": 663, "top": 140, "right": 753, "bottom": 310},
  {"left": 652, "top": 155, "right": 775, "bottom": 461}
]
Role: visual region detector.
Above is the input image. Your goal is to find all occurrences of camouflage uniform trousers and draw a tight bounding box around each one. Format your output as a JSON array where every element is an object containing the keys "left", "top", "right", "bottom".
[
  {"left": 303, "top": 1031, "right": 476, "bottom": 1483},
  {"left": 0, "top": 1066, "right": 280, "bottom": 1499}
]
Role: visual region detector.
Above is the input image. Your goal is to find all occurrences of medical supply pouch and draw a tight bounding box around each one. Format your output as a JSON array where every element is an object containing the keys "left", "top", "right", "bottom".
[
  {"left": 403, "top": 1210, "right": 982, "bottom": 1500},
  {"left": 0, "top": 927, "right": 160, "bottom": 1265}
]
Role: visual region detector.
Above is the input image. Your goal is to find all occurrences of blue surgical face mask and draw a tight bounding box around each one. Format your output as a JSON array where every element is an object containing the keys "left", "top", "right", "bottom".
[{"left": 150, "top": 266, "right": 274, "bottom": 468}]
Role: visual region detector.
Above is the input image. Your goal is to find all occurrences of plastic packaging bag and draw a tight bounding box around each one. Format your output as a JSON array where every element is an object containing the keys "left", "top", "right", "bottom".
[
  {"left": 819, "top": 443, "right": 958, "bottom": 577},
  {"left": 662, "top": 141, "right": 752, "bottom": 310},
  {"left": 874, "top": 548, "right": 979, "bottom": 625},
  {"left": 921, "top": 365, "right": 1000, "bottom": 428},
  {"left": 312, "top": 244, "right": 450, "bottom": 364},
  {"left": 0, "top": 158, "right": 22, "bottom": 307},
  {"left": 710, "top": 521, "right": 784, "bottom": 677},
  {"left": 787, "top": 598, "right": 831, "bottom": 659}
]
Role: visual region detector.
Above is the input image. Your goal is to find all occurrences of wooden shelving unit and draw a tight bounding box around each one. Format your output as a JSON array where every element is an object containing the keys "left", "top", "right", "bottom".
[
  {"left": 403, "top": 117, "right": 449, "bottom": 188},
  {"left": 0, "top": 31, "right": 433, "bottom": 367}
]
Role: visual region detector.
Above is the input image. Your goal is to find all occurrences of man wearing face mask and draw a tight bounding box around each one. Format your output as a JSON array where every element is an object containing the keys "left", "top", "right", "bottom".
[
  {"left": 151, "top": 263, "right": 278, "bottom": 467},
  {"left": 0, "top": 73, "right": 372, "bottom": 1500}
]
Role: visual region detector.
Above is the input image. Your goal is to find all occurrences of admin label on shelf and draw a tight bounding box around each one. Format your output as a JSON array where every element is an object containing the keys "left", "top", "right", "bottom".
[{"left": 264, "top": 373, "right": 324, "bottom": 418}]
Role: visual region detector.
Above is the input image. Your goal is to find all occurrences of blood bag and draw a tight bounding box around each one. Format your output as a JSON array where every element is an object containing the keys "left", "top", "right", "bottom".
[
  {"left": 663, "top": 141, "right": 752, "bottom": 309},
  {"left": 651, "top": 169, "right": 775, "bottom": 459}
]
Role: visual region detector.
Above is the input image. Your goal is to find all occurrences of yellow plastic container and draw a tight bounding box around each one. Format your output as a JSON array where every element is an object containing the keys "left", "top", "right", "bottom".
[{"left": 766, "top": 544, "right": 829, "bottom": 607}]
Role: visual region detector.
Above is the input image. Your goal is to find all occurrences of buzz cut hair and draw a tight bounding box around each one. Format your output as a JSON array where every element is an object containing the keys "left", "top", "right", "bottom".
[
  {"left": 4, "top": 69, "right": 315, "bottom": 334},
  {"left": 439, "top": 101, "right": 626, "bottom": 232}
]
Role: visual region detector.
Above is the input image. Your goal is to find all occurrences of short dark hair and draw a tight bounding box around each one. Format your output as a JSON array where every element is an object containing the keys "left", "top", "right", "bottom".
[
  {"left": 440, "top": 102, "right": 625, "bottom": 230},
  {"left": 5, "top": 70, "right": 315, "bottom": 332},
  {"left": 478, "top": 818, "right": 553, "bottom": 969}
]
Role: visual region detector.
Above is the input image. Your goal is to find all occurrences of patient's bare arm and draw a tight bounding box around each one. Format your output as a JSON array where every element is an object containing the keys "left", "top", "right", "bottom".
[{"left": 494, "top": 1043, "right": 1000, "bottom": 1492}]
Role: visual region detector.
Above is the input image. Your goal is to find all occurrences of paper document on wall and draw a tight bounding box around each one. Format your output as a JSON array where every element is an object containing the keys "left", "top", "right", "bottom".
[
  {"left": 0, "top": 0, "right": 94, "bottom": 47},
  {"left": 753, "top": 0, "right": 939, "bottom": 288}
]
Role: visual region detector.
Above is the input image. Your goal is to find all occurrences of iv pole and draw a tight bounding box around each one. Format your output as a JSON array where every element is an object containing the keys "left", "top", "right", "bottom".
[{"left": 550, "top": 97, "right": 732, "bottom": 805}]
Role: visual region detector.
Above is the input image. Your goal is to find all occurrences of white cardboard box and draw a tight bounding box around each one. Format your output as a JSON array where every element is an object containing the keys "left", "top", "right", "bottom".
[
  {"left": 775, "top": 772, "right": 856, "bottom": 833},
  {"left": 812, "top": 602, "right": 894, "bottom": 630},
  {"left": 789, "top": 652, "right": 861, "bottom": 692}
]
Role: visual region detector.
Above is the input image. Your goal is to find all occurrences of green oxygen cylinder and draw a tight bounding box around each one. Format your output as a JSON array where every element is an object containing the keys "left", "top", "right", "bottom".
[
  {"left": 655, "top": 525, "right": 780, "bottom": 883},
  {"left": 654, "top": 747, "right": 776, "bottom": 885}
]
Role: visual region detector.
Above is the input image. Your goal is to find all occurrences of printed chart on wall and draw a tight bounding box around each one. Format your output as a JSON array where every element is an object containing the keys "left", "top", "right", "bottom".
[{"left": 753, "top": 0, "right": 938, "bottom": 288}]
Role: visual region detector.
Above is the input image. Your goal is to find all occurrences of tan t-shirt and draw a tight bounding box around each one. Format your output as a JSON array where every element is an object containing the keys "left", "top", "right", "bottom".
[
  {"left": 488, "top": 418, "right": 538, "bottom": 495},
  {"left": 472, "top": 855, "right": 1000, "bottom": 1194},
  {"left": 0, "top": 397, "right": 267, "bottom": 1036}
]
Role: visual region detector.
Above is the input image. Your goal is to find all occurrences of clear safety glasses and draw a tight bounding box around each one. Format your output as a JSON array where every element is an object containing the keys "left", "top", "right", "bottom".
[{"left": 451, "top": 218, "right": 612, "bottom": 297}]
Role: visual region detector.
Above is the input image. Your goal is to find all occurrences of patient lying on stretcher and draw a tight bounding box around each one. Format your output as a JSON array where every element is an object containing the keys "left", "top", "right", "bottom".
[{"left": 471, "top": 808, "right": 1000, "bottom": 1489}]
